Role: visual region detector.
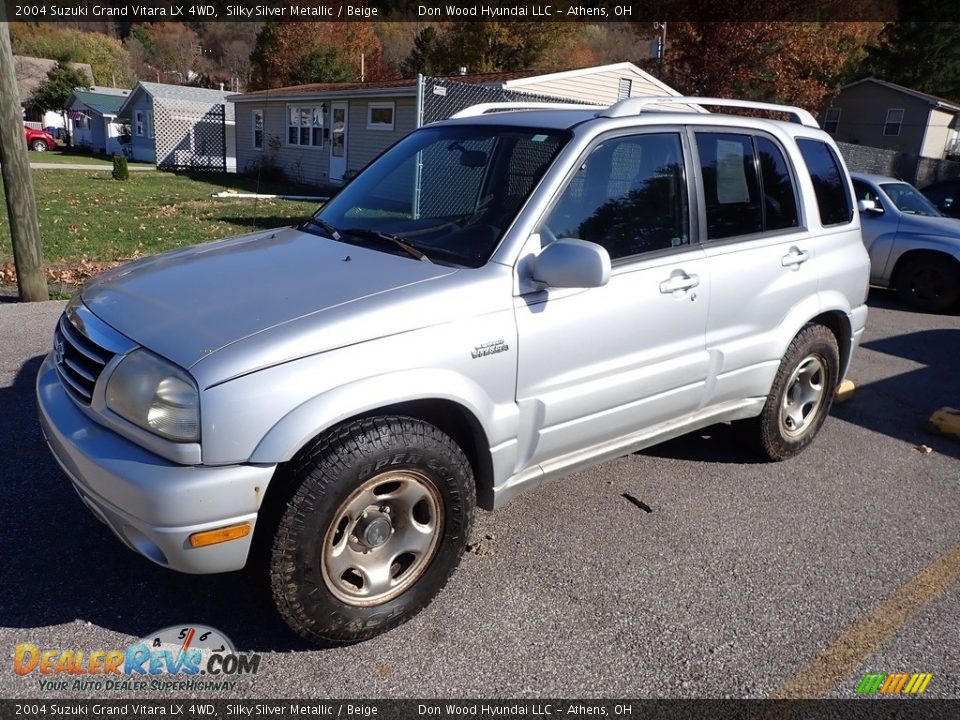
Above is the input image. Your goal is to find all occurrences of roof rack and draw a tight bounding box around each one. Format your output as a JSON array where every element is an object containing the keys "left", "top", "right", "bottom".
[
  {"left": 599, "top": 96, "right": 820, "bottom": 128},
  {"left": 450, "top": 102, "right": 603, "bottom": 118}
]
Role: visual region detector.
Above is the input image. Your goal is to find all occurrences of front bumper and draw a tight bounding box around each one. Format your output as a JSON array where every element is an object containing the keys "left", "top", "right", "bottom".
[{"left": 36, "top": 353, "right": 276, "bottom": 574}]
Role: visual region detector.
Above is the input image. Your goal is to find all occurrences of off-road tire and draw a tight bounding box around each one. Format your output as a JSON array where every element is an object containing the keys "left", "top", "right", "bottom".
[
  {"left": 754, "top": 323, "right": 839, "bottom": 461},
  {"left": 269, "top": 416, "right": 475, "bottom": 646}
]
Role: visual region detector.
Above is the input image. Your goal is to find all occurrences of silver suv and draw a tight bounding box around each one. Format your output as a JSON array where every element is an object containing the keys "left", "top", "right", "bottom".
[{"left": 37, "top": 97, "right": 869, "bottom": 645}]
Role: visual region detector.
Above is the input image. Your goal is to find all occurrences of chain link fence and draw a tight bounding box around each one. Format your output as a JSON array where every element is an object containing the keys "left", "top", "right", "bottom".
[
  {"left": 154, "top": 100, "right": 227, "bottom": 171},
  {"left": 417, "top": 75, "right": 595, "bottom": 126}
]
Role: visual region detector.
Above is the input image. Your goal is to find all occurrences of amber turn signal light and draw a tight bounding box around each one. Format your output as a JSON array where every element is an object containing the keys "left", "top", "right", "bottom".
[{"left": 189, "top": 523, "right": 251, "bottom": 548}]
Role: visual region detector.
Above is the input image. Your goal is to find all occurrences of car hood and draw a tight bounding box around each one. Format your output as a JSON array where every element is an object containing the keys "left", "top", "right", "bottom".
[
  {"left": 898, "top": 212, "right": 960, "bottom": 240},
  {"left": 81, "top": 227, "right": 457, "bottom": 370}
]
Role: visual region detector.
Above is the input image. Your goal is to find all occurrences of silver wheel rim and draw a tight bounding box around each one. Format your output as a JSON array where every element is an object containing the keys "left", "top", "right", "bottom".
[
  {"left": 321, "top": 469, "right": 443, "bottom": 607},
  {"left": 779, "top": 354, "right": 827, "bottom": 438}
]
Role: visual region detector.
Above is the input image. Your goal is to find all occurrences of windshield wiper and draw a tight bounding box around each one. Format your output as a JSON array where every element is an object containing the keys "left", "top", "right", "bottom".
[
  {"left": 343, "top": 228, "right": 433, "bottom": 263},
  {"left": 300, "top": 217, "right": 342, "bottom": 241}
]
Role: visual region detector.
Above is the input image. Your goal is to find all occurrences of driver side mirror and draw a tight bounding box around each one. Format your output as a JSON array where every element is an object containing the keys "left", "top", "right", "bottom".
[
  {"left": 858, "top": 199, "right": 883, "bottom": 214},
  {"left": 532, "top": 238, "right": 611, "bottom": 289}
]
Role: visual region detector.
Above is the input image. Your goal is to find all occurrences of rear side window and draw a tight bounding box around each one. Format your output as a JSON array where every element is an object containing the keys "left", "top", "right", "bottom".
[
  {"left": 696, "top": 133, "right": 763, "bottom": 239},
  {"left": 796, "top": 139, "right": 853, "bottom": 226},
  {"left": 756, "top": 137, "right": 799, "bottom": 231}
]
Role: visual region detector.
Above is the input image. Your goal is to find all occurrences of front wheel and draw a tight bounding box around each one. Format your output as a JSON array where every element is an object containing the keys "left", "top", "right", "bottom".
[
  {"left": 31, "top": 139, "right": 49, "bottom": 152},
  {"left": 753, "top": 324, "right": 839, "bottom": 461},
  {"left": 269, "top": 416, "right": 475, "bottom": 645}
]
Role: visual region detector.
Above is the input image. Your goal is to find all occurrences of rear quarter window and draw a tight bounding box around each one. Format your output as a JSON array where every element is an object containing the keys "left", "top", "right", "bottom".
[{"left": 796, "top": 139, "right": 853, "bottom": 226}]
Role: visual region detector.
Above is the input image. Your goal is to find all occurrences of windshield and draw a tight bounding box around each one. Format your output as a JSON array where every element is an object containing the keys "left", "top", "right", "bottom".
[
  {"left": 880, "top": 182, "right": 942, "bottom": 217},
  {"left": 310, "top": 125, "right": 569, "bottom": 267}
]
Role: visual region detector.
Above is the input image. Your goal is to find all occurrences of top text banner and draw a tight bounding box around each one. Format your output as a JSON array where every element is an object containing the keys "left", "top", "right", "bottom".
[{"left": 3, "top": 0, "right": 954, "bottom": 22}]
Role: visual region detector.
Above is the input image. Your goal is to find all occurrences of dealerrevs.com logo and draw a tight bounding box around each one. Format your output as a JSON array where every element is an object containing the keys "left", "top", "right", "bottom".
[
  {"left": 856, "top": 672, "right": 934, "bottom": 695},
  {"left": 14, "top": 625, "right": 261, "bottom": 693}
]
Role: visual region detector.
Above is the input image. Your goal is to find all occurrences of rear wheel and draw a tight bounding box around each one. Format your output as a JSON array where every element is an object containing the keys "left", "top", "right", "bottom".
[
  {"left": 895, "top": 256, "right": 960, "bottom": 312},
  {"left": 752, "top": 323, "right": 839, "bottom": 461},
  {"left": 31, "top": 139, "right": 49, "bottom": 152},
  {"left": 269, "top": 416, "right": 474, "bottom": 645}
]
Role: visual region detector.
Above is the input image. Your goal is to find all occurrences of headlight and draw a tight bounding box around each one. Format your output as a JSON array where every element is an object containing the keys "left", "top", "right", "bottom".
[{"left": 105, "top": 349, "right": 200, "bottom": 442}]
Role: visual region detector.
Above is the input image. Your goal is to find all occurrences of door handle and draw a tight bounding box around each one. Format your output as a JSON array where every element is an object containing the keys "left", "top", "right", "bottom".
[
  {"left": 781, "top": 247, "right": 810, "bottom": 268},
  {"left": 659, "top": 271, "right": 700, "bottom": 294}
]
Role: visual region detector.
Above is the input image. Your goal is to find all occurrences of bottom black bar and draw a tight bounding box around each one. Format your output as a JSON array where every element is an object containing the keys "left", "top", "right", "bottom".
[{"left": 3, "top": 700, "right": 960, "bottom": 720}]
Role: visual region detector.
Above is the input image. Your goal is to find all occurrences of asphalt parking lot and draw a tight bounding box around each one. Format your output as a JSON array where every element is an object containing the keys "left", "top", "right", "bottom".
[{"left": 1, "top": 291, "right": 957, "bottom": 700}]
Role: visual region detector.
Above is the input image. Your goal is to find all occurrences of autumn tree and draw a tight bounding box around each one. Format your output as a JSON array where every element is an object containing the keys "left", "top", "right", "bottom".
[
  {"left": 194, "top": 22, "right": 262, "bottom": 91},
  {"left": 250, "top": 21, "right": 386, "bottom": 88},
  {"left": 292, "top": 47, "right": 355, "bottom": 85},
  {"left": 30, "top": 61, "right": 91, "bottom": 146},
  {"left": 401, "top": 26, "right": 442, "bottom": 77},
  {"left": 143, "top": 23, "right": 202, "bottom": 84},
  {"left": 10, "top": 22, "right": 132, "bottom": 86},
  {"left": 864, "top": 18, "right": 960, "bottom": 101},
  {"left": 431, "top": 21, "right": 569, "bottom": 74},
  {"left": 664, "top": 22, "right": 878, "bottom": 110}
]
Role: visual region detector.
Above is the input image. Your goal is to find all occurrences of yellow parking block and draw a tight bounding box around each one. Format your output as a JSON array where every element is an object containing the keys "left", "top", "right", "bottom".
[
  {"left": 929, "top": 407, "right": 960, "bottom": 441},
  {"left": 834, "top": 379, "right": 856, "bottom": 404}
]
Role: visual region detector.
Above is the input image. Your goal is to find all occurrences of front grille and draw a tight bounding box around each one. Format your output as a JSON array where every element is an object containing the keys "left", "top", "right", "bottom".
[{"left": 54, "top": 314, "right": 115, "bottom": 404}]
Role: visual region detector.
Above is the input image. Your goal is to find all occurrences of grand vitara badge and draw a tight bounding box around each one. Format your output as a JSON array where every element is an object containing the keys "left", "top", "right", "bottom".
[{"left": 471, "top": 340, "right": 509, "bottom": 359}]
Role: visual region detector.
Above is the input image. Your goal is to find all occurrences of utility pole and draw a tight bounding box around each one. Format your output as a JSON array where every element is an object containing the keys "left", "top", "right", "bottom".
[
  {"left": 653, "top": 22, "right": 667, "bottom": 77},
  {"left": 0, "top": 9, "right": 47, "bottom": 302}
]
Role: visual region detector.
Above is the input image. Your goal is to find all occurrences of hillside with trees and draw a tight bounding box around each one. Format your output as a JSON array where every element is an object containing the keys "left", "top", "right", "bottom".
[{"left": 8, "top": 18, "right": 958, "bottom": 106}]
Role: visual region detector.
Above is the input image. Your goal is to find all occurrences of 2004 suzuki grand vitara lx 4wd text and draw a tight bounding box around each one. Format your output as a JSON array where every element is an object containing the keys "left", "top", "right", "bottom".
[{"left": 38, "top": 97, "right": 869, "bottom": 645}]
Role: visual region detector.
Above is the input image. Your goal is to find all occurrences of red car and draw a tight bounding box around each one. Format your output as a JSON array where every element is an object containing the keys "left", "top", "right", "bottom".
[{"left": 24, "top": 126, "right": 56, "bottom": 152}]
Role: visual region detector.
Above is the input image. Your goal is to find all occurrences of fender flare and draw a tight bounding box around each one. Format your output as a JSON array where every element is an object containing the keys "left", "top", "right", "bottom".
[{"left": 249, "top": 368, "right": 508, "bottom": 464}]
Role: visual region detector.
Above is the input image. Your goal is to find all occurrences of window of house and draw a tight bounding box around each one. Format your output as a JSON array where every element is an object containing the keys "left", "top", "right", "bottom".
[
  {"left": 286, "top": 105, "right": 323, "bottom": 147},
  {"left": 543, "top": 132, "right": 689, "bottom": 260},
  {"left": 884, "top": 108, "right": 904, "bottom": 136},
  {"left": 617, "top": 79, "right": 632, "bottom": 100},
  {"left": 135, "top": 110, "right": 145, "bottom": 136},
  {"left": 147, "top": 110, "right": 154, "bottom": 139},
  {"left": 367, "top": 102, "right": 395, "bottom": 131},
  {"left": 796, "top": 138, "right": 853, "bottom": 226},
  {"left": 253, "top": 109, "right": 263, "bottom": 149},
  {"left": 823, "top": 108, "right": 841, "bottom": 134}
]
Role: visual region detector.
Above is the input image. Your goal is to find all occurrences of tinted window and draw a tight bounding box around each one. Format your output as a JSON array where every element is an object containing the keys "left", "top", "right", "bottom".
[
  {"left": 315, "top": 125, "right": 567, "bottom": 267},
  {"left": 756, "top": 137, "right": 799, "bottom": 231},
  {"left": 852, "top": 179, "right": 879, "bottom": 204},
  {"left": 544, "top": 133, "right": 689, "bottom": 260},
  {"left": 922, "top": 182, "right": 960, "bottom": 216},
  {"left": 879, "top": 182, "right": 941, "bottom": 216},
  {"left": 796, "top": 139, "right": 853, "bottom": 226},
  {"left": 696, "top": 133, "right": 763, "bottom": 239}
]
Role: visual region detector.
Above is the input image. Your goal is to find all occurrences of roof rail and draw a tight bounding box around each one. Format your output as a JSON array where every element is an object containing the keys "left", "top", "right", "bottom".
[
  {"left": 450, "top": 102, "right": 603, "bottom": 118},
  {"left": 600, "top": 96, "right": 820, "bottom": 128}
]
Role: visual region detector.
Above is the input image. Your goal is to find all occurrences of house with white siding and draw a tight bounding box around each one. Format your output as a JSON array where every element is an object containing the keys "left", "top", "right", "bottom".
[
  {"left": 66, "top": 87, "right": 131, "bottom": 156},
  {"left": 229, "top": 63, "right": 680, "bottom": 186}
]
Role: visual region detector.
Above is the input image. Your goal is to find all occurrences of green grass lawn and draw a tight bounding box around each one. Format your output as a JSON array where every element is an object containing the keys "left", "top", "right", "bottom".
[
  {"left": 27, "top": 149, "right": 113, "bottom": 165},
  {"left": 0, "top": 169, "right": 322, "bottom": 288}
]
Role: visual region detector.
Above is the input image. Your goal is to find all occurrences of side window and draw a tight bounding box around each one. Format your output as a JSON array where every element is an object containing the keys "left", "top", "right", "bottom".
[
  {"left": 796, "top": 139, "right": 853, "bottom": 226},
  {"left": 756, "top": 137, "right": 799, "bottom": 231},
  {"left": 852, "top": 179, "right": 879, "bottom": 205},
  {"left": 696, "top": 133, "right": 763, "bottom": 239},
  {"left": 543, "top": 133, "right": 689, "bottom": 260}
]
